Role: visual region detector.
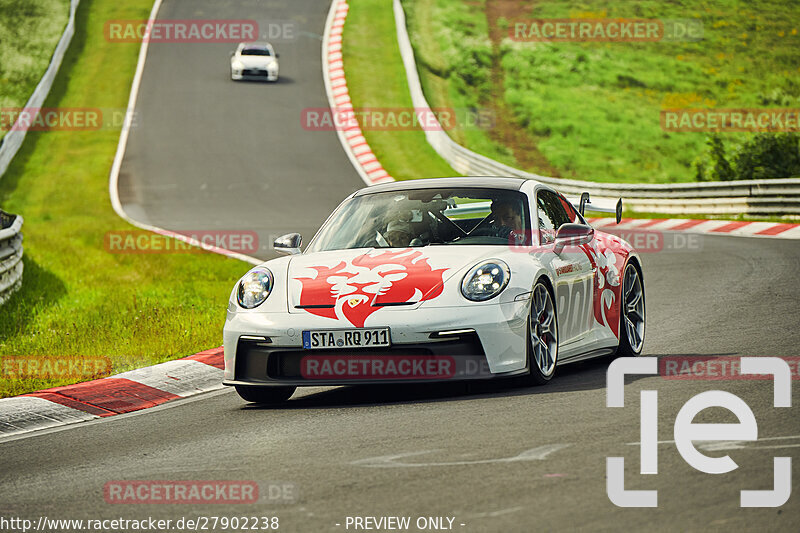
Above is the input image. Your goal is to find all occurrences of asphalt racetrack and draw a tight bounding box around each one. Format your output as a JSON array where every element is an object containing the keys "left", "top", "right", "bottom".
[
  {"left": 1, "top": 0, "right": 798, "bottom": 531},
  {"left": 116, "top": 0, "right": 363, "bottom": 259}
]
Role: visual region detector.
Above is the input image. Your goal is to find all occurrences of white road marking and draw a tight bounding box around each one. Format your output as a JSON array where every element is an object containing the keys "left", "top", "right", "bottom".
[
  {"left": 464, "top": 507, "right": 524, "bottom": 519},
  {"left": 626, "top": 434, "right": 800, "bottom": 451},
  {"left": 351, "top": 444, "right": 570, "bottom": 468}
]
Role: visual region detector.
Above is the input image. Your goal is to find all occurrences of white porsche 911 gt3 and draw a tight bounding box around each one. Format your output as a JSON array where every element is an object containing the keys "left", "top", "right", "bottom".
[
  {"left": 223, "top": 177, "right": 645, "bottom": 403},
  {"left": 230, "top": 42, "right": 279, "bottom": 81}
]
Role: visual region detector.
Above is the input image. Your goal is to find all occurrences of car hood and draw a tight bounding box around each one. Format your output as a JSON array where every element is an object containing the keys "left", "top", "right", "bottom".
[
  {"left": 232, "top": 55, "right": 276, "bottom": 68},
  {"left": 284, "top": 247, "right": 499, "bottom": 325}
]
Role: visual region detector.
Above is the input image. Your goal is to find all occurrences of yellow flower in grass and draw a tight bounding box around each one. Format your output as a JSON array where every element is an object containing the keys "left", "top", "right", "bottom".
[
  {"left": 792, "top": 29, "right": 798, "bottom": 35},
  {"left": 778, "top": 30, "right": 785, "bottom": 37}
]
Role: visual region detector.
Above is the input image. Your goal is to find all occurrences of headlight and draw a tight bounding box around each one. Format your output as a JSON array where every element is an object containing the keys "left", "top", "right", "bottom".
[
  {"left": 232, "top": 61, "right": 243, "bottom": 70},
  {"left": 461, "top": 260, "right": 510, "bottom": 302},
  {"left": 237, "top": 268, "right": 273, "bottom": 309}
]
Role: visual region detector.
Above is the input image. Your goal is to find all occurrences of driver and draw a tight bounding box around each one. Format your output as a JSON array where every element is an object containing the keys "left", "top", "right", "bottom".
[
  {"left": 488, "top": 198, "right": 522, "bottom": 238},
  {"left": 384, "top": 219, "right": 414, "bottom": 247}
]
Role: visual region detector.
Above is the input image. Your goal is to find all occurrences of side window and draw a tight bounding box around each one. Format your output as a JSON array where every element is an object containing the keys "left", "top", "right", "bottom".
[
  {"left": 537, "top": 190, "right": 571, "bottom": 244},
  {"left": 557, "top": 193, "right": 583, "bottom": 224}
]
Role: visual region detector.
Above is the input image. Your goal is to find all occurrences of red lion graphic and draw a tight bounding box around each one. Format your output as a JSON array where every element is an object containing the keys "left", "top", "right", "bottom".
[
  {"left": 578, "top": 234, "right": 629, "bottom": 338},
  {"left": 295, "top": 249, "right": 448, "bottom": 327}
]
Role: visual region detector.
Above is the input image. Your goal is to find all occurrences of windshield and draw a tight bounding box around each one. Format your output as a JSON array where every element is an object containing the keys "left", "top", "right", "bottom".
[
  {"left": 241, "top": 48, "right": 271, "bottom": 56},
  {"left": 306, "top": 187, "right": 531, "bottom": 252}
]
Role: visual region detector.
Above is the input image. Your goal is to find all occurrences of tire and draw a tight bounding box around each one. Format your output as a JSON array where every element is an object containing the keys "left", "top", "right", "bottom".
[
  {"left": 616, "top": 262, "right": 645, "bottom": 357},
  {"left": 235, "top": 385, "right": 296, "bottom": 404},
  {"left": 526, "top": 280, "right": 558, "bottom": 385}
]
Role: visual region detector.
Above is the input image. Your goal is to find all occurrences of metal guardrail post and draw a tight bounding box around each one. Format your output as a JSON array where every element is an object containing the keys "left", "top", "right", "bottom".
[{"left": 0, "top": 209, "right": 24, "bottom": 306}]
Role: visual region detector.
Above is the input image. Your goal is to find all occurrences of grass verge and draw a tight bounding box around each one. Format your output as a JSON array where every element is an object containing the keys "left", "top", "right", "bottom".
[
  {"left": 0, "top": 0, "right": 69, "bottom": 142},
  {"left": 342, "top": 0, "right": 456, "bottom": 179},
  {"left": 0, "top": 0, "right": 248, "bottom": 398},
  {"left": 403, "top": 0, "right": 800, "bottom": 184}
]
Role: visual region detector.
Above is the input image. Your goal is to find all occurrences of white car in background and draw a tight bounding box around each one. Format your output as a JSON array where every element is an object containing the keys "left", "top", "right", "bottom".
[{"left": 230, "top": 42, "right": 279, "bottom": 81}]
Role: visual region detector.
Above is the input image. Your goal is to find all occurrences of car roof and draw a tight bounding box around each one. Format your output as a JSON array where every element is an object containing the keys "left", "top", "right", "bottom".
[{"left": 352, "top": 176, "right": 534, "bottom": 196}]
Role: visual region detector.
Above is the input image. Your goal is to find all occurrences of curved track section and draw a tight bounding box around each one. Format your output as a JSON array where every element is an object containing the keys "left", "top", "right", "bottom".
[
  {"left": 116, "top": 0, "right": 362, "bottom": 260},
  {"left": 1, "top": 0, "right": 798, "bottom": 530}
]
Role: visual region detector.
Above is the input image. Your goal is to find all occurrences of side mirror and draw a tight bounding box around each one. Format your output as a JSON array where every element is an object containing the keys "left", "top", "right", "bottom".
[
  {"left": 274, "top": 233, "right": 302, "bottom": 255},
  {"left": 230, "top": 51, "right": 235, "bottom": 57},
  {"left": 553, "top": 224, "right": 594, "bottom": 254},
  {"left": 275, "top": 53, "right": 280, "bottom": 58},
  {"left": 579, "top": 192, "right": 590, "bottom": 216}
]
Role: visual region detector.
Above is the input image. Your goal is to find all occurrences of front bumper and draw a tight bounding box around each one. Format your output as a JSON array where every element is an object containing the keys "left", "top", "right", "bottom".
[
  {"left": 223, "top": 301, "right": 529, "bottom": 387},
  {"left": 231, "top": 68, "right": 278, "bottom": 81}
]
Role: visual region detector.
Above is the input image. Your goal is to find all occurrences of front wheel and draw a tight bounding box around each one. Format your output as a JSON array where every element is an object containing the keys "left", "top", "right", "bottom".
[
  {"left": 616, "top": 262, "right": 645, "bottom": 356},
  {"left": 526, "top": 281, "right": 558, "bottom": 385},
  {"left": 235, "top": 385, "right": 296, "bottom": 404}
]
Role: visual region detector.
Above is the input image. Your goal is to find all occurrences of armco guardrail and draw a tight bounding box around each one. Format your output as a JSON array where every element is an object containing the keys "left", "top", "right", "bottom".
[
  {"left": 0, "top": 0, "right": 81, "bottom": 179},
  {"left": 0, "top": 210, "right": 24, "bottom": 306},
  {"left": 393, "top": 0, "right": 800, "bottom": 216}
]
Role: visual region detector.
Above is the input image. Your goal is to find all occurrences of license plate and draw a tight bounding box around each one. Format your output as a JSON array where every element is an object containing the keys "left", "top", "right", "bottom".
[{"left": 302, "top": 328, "right": 391, "bottom": 350}]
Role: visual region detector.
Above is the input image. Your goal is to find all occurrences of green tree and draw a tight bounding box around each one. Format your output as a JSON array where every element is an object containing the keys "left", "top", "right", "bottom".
[
  {"left": 732, "top": 133, "right": 800, "bottom": 180},
  {"left": 707, "top": 135, "right": 735, "bottom": 181}
]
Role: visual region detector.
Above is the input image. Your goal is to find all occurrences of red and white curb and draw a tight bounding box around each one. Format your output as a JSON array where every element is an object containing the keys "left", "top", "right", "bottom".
[
  {"left": 3, "top": 0, "right": 256, "bottom": 440},
  {"left": 0, "top": 348, "right": 224, "bottom": 438},
  {"left": 587, "top": 218, "right": 800, "bottom": 239},
  {"left": 323, "top": 0, "right": 394, "bottom": 187}
]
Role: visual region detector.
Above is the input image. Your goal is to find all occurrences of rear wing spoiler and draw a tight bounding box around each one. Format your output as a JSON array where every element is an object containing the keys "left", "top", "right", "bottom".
[
  {"left": 570, "top": 192, "right": 623, "bottom": 224},
  {"left": 435, "top": 195, "right": 622, "bottom": 223}
]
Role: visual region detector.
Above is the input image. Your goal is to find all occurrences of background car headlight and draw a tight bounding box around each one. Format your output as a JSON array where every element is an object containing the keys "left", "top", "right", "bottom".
[
  {"left": 237, "top": 268, "right": 273, "bottom": 309},
  {"left": 232, "top": 61, "right": 243, "bottom": 70},
  {"left": 461, "top": 260, "right": 510, "bottom": 301}
]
